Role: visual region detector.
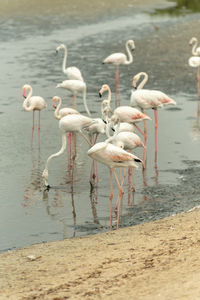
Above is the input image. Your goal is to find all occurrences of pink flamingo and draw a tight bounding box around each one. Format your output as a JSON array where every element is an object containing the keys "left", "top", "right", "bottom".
[
  {"left": 56, "top": 44, "right": 84, "bottom": 81},
  {"left": 102, "top": 40, "right": 135, "bottom": 107},
  {"left": 42, "top": 114, "right": 96, "bottom": 188},
  {"left": 56, "top": 79, "right": 91, "bottom": 116},
  {"left": 130, "top": 71, "right": 176, "bottom": 164},
  {"left": 22, "top": 84, "right": 47, "bottom": 147},
  {"left": 88, "top": 136, "right": 142, "bottom": 230}
]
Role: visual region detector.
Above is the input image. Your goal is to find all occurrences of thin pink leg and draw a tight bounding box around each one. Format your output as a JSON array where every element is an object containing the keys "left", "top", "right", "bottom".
[
  {"left": 142, "top": 119, "right": 147, "bottom": 168},
  {"left": 115, "top": 66, "right": 120, "bottom": 107},
  {"left": 109, "top": 169, "right": 113, "bottom": 230},
  {"left": 134, "top": 123, "right": 145, "bottom": 137},
  {"left": 112, "top": 168, "right": 123, "bottom": 229},
  {"left": 67, "top": 132, "right": 72, "bottom": 171},
  {"left": 38, "top": 127, "right": 40, "bottom": 149},
  {"left": 31, "top": 111, "right": 35, "bottom": 148},
  {"left": 72, "top": 133, "right": 76, "bottom": 160},
  {"left": 38, "top": 111, "right": 41, "bottom": 130},
  {"left": 154, "top": 109, "right": 158, "bottom": 164}
]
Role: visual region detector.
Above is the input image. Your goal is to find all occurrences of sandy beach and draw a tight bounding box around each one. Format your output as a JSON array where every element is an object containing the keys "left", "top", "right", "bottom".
[{"left": 1, "top": 207, "right": 200, "bottom": 299}]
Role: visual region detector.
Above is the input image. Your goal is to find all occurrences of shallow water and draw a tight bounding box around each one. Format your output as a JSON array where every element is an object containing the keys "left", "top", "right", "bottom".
[{"left": 1, "top": 0, "right": 200, "bottom": 252}]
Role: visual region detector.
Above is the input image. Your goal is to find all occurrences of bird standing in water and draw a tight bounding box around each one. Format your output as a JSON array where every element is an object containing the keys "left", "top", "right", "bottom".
[
  {"left": 22, "top": 84, "right": 47, "bottom": 148},
  {"left": 102, "top": 40, "right": 135, "bottom": 107}
]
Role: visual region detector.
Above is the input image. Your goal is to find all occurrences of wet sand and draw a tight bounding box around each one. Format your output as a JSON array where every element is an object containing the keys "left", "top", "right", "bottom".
[{"left": 1, "top": 207, "right": 200, "bottom": 299}]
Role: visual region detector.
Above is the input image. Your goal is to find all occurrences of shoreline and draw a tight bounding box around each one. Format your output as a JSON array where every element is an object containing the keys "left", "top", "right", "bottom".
[{"left": 1, "top": 207, "right": 200, "bottom": 299}]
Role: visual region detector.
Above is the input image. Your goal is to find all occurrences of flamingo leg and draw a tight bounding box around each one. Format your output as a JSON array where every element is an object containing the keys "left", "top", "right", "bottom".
[
  {"left": 109, "top": 169, "right": 113, "bottom": 230},
  {"left": 79, "top": 130, "right": 93, "bottom": 146},
  {"left": 115, "top": 66, "right": 120, "bottom": 107},
  {"left": 133, "top": 123, "right": 145, "bottom": 137},
  {"left": 38, "top": 111, "right": 41, "bottom": 130},
  {"left": 128, "top": 167, "right": 135, "bottom": 207},
  {"left": 154, "top": 108, "right": 158, "bottom": 164},
  {"left": 197, "top": 67, "right": 200, "bottom": 98},
  {"left": 72, "top": 133, "right": 76, "bottom": 160},
  {"left": 31, "top": 111, "right": 35, "bottom": 148},
  {"left": 112, "top": 168, "right": 123, "bottom": 229},
  {"left": 142, "top": 120, "right": 147, "bottom": 169}
]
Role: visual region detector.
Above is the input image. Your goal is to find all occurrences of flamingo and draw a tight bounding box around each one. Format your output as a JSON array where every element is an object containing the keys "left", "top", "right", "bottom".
[
  {"left": 102, "top": 40, "right": 135, "bottom": 107},
  {"left": 52, "top": 96, "right": 79, "bottom": 120},
  {"left": 130, "top": 71, "right": 176, "bottom": 164},
  {"left": 42, "top": 114, "right": 96, "bottom": 188},
  {"left": 188, "top": 56, "right": 200, "bottom": 97},
  {"left": 56, "top": 44, "right": 84, "bottom": 81},
  {"left": 22, "top": 84, "right": 47, "bottom": 147},
  {"left": 56, "top": 79, "right": 91, "bottom": 116},
  {"left": 189, "top": 37, "right": 200, "bottom": 56},
  {"left": 88, "top": 136, "right": 142, "bottom": 230}
]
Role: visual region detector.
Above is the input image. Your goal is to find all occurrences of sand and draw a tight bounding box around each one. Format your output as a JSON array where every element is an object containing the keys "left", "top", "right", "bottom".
[{"left": 1, "top": 207, "right": 200, "bottom": 299}]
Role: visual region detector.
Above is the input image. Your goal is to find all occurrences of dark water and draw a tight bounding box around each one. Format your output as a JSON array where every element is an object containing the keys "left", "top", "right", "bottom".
[{"left": 1, "top": 0, "right": 200, "bottom": 252}]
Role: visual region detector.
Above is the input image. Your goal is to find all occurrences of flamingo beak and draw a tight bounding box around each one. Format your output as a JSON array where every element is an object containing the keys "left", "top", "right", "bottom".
[
  {"left": 52, "top": 103, "right": 57, "bottom": 109},
  {"left": 99, "top": 92, "right": 102, "bottom": 98},
  {"left": 22, "top": 89, "right": 26, "bottom": 98},
  {"left": 133, "top": 80, "right": 137, "bottom": 90}
]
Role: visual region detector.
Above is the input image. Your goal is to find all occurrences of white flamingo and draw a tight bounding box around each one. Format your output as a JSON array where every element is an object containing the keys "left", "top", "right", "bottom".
[
  {"left": 102, "top": 40, "right": 135, "bottom": 107},
  {"left": 88, "top": 135, "right": 142, "bottom": 230},
  {"left": 56, "top": 79, "right": 91, "bottom": 116},
  {"left": 130, "top": 71, "right": 176, "bottom": 164},
  {"left": 42, "top": 114, "right": 96, "bottom": 188},
  {"left": 22, "top": 84, "right": 47, "bottom": 131},
  {"left": 56, "top": 44, "right": 84, "bottom": 81}
]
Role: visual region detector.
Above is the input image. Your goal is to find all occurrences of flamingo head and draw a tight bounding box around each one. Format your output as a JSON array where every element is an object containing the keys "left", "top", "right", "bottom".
[
  {"left": 99, "top": 84, "right": 109, "bottom": 97},
  {"left": 22, "top": 84, "right": 31, "bottom": 98},
  {"left": 56, "top": 44, "right": 66, "bottom": 53},
  {"left": 189, "top": 37, "right": 197, "bottom": 45},
  {"left": 52, "top": 96, "right": 59, "bottom": 109},
  {"left": 132, "top": 74, "right": 140, "bottom": 89},
  {"left": 128, "top": 40, "right": 135, "bottom": 51}
]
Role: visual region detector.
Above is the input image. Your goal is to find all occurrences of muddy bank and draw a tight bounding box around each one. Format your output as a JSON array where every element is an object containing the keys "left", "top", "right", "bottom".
[{"left": 1, "top": 207, "right": 200, "bottom": 299}]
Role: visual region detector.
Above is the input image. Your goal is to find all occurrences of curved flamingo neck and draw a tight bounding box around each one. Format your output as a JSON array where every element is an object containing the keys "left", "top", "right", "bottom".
[
  {"left": 105, "top": 85, "right": 112, "bottom": 103},
  {"left": 137, "top": 72, "right": 148, "bottom": 90},
  {"left": 54, "top": 97, "right": 62, "bottom": 120},
  {"left": 61, "top": 45, "right": 67, "bottom": 73},
  {"left": 125, "top": 41, "right": 133, "bottom": 65},
  {"left": 23, "top": 86, "right": 33, "bottom": 111},
  {"left": 192, "top": 39, "right": 198, "bottom": 56},
  {"left": 83, "top": 87, "right": 91, "bottom": 117}
]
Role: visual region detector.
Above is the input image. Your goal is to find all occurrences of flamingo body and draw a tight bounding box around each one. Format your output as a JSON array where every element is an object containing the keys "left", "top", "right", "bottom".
[
  {"left": 188, "top": 56, "right": 200, "bottom": 68},
  {"left": 59, "top": 114, "right": 95, "bottom": 133},
  {"left": 88, "top": 141, "right": 141, "bottom": 169},
  {"left": 130, "top": 89, "right": 176, "bottom": 109},
  {"left": 112, "top": 131, "right": 144, "bottom": 150},
  {"left": 111, "top": 106, "right": 151, "bottom": 124}
]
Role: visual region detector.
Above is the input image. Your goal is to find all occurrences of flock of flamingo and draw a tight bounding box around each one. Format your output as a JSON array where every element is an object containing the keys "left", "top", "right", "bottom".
[{"left": 22, "top": 37, "right": 199, "bottom": 229}]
